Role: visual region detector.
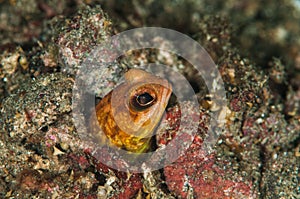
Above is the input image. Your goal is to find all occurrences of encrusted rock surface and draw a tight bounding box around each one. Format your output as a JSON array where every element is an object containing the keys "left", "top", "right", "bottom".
[{"left": 0, "top": 1, "right": 299, "bottom": 198}]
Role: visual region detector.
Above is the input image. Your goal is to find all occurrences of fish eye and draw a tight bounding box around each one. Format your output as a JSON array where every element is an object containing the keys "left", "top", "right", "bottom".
[
  {"left": 137, "top": 92, "right": 154, "bottom": 105},
  {"left": 130, "top": 91, "right": 156, "bottom": 111}
]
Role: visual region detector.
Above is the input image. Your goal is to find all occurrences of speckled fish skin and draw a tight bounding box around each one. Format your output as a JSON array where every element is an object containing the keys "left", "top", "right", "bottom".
[{"left": 94, "top": 69, "right": 172, "bottom": 153}]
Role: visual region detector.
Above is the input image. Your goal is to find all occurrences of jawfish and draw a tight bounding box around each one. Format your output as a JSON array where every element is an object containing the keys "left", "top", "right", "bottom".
[{"left": 93, "top": 69, "right": 172, "bottom": 153}]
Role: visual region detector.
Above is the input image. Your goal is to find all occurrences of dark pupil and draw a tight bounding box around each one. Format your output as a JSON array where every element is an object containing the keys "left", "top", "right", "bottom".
[{"left": 136, "top": 93, "right": 154, "bottom": 106}]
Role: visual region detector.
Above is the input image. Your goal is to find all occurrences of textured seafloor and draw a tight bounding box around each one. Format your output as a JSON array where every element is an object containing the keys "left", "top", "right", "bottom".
[{"left": 0, "top": 1, "right": 299, "bottom": 198}]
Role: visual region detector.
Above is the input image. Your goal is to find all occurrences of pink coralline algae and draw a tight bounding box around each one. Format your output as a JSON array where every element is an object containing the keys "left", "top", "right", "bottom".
[
  {"left": 164, "top": 145, "right": 255, "bottom": 198},
  {"left": 158, "top": 103, "right": 256, "bottom": 198}
]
